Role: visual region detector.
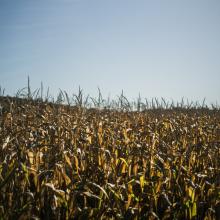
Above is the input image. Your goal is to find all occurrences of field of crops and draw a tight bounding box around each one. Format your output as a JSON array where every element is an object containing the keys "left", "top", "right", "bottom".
[{"left": 0, "top": 96, "right": 220, "bottom": 219}]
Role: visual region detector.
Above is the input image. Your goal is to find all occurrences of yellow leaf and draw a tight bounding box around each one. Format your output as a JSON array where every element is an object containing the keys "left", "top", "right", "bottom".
[
  {"left": 27, "top": 150, "right": 34, "bottom": 165},
  {"left": 74, "top": 156, "right": 79, "bottom": 173},
  {"left": 121, "top": 163, "right": 126, "bottom": 174},
  {"left": 98, "top": 122, "right": 103, "bottom": 134},
  {"left": 192, "top": 202, "right": 197, "bottom": 217},
  {"left": 87, "top": 135, "right": 92, "bottom": 144},
  {"left": 140, "top": 175, "right": 145, "bottom": 191},
  {"left": 133, "top": 163, "right": 138, "bottom": 176},
  {"left": 128, "top": 183, "right": 133, "bottom": 194},
  {"left": 188, "top": 186, "right": 195, "bottom": 202},
  {"left": 98, "top": 154, "right": 102, "bottom": 166},
  {"left": 120, "top": 158, "right": 128, "bottom": 167},
  {"left": 126, "top": 194, "right": 132, "bottom": 210},
  {"left": 61, "top": 171, "right": 71, "bottom": 185},
  {"left": 64, "top": 154, "right": 72, "bottom": 168}
]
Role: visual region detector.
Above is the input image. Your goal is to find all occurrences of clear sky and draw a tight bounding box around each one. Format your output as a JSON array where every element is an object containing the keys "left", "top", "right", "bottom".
[{"left": 0, "top": 0, "right": 220, "bottom": 104}]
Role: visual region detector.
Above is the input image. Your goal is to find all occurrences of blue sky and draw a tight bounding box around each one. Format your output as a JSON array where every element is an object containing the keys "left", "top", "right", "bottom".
[{"left": 0, "top": 0, "right": 220, "bottom": 104}]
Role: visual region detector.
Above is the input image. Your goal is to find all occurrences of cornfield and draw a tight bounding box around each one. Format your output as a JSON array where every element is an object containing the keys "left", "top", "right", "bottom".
[{"left": 0, "top": 94, "right": 220, "bottom": 219}]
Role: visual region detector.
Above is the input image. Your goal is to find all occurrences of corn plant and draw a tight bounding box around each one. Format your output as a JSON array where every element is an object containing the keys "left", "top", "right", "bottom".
[{"left": 0, "top": 87, "right": 220, "bottom": 219}]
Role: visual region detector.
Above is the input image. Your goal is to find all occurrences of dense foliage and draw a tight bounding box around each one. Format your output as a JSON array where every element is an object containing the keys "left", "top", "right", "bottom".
[{"left": 0, "top": 97, "right": 220, "bottom": 219}]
